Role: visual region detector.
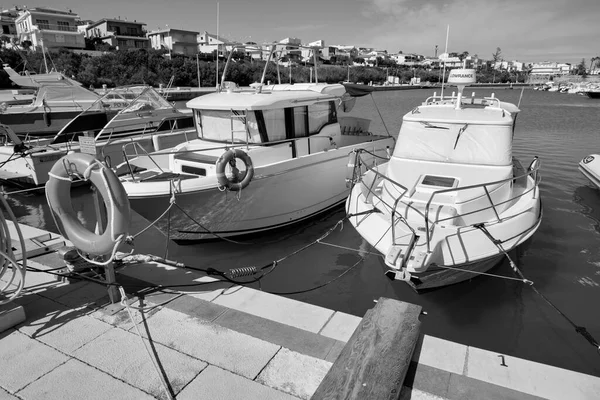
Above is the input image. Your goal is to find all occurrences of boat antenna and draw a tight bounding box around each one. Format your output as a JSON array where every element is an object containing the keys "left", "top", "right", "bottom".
[
  {"left": 440, "top": 25, "right": 449, "bottom": 98},
  {"left": 215, "top": 2, "right": 219, "bottom": 91},
  {"left": 517, "top": 86, "right": 525, "bottom": 108}
]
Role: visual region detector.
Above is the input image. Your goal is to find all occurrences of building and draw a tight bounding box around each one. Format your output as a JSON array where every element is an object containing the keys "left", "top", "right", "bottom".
[
  {"left": 86, "top": 18, "right": 149, "bottom": 50},
  {"left": 529, "top": 62, "right": 562, "bottom": 76},
  {"left": 197, "top": 31, "right": 231, "bottom": 57},
  {"left": 392, "top": 53, "right": 424, "bottom": 66},
  {"left": 277, "top": 37, "right": 302, "bottom": 63},
  {"left": 15, "top": 7, "right": 85, "bottom": 50},
  {"left": 299, "top": 40, "right": 335, "bottom": 63},
  {"left": 0, "top": 7, "right": 20, "bottom": 46},
  {"left": 147, "top": 27, "right": 199, "bottom": 56}
]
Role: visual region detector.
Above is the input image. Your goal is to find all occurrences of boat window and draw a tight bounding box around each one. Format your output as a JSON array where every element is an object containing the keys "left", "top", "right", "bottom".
[
  {"left": 156, "top": 116, "right": 194, "bottom": 132},
  {"left": 293, "top": 106, "right": 307, "bottom": 138},
  {"left": 308, "top": 101, "right": 336, "bottom": 134},
  {"left": 262, "top": 109, "right": 287, "bottom": 141},
  {"left": 196, "top": 109, "right": 261, "bottom": 143}
]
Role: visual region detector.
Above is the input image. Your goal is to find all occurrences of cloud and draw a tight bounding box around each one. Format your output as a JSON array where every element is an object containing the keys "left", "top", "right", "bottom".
[{"left": 358, "top": 0, "right": 599, "bottom": 62}]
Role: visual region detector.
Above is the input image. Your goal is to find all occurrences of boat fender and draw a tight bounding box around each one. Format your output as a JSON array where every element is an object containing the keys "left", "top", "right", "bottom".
[
  {"left": 45, "top": 153, "right": 131, "bottom": 256},
  {"left": 215, "top": 148, "right": 254, "bottom": 191},
  {"left": 345, "top": 151, "right": 359, "bottom": 188},
  {"left": 43, "top": 110, "right": 51, "bottom": 126}
]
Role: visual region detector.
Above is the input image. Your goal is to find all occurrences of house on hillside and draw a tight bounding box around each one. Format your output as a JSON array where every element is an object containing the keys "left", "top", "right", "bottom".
[
  {"left": 147, "top": 27, "right": 199, "bottom": 56},
  {"left": 86, "top": 18, "right": 149, "bottom": 50},
  {"left": 197, "top": 31, "right": 232, "bottom": 57},
  {"left": 15, "top": 7, "right": 85, "bottom": 50},
  {"left": 0, "top": 7, "right": 19, "bottom": 46}
]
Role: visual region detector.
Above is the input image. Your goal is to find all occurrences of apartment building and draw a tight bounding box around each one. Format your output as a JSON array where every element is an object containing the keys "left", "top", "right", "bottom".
[
  {"left": 148, "top": 28, "right": 199, "bottom": 56},
  {"left": 15, "top": 7, "right": 85, "bottom": 50},
  {"left": 86, "top": 18, "right": 149, "bottom": 50}
]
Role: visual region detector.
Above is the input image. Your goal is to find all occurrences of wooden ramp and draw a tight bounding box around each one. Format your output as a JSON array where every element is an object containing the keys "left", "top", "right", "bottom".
[{"left": 311, "top": 298, "right": 422, "bottom": 400}]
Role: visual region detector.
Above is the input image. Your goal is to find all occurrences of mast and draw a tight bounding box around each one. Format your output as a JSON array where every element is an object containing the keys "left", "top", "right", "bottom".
[
  {"left": 440, "top": 25, "right": 449, "bottom": 98},
  {"left": 215, "top": 2, "right": 219, "bottom": 90}
]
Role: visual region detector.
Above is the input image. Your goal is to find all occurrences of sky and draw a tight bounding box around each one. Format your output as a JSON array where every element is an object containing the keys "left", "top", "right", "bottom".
[{"left": 39, "top": 0, "right": 599, "bottom": 64}]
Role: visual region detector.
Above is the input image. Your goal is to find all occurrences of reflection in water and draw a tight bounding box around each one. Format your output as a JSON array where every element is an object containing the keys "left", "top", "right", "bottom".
[{"left": 5, "top": 89, "right": 600, "bottom": 377}]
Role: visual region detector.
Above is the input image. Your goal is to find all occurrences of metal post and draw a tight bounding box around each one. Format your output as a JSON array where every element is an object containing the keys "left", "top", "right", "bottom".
[{"left": 92, "top": 186, "right": 119, "bottom": 303}]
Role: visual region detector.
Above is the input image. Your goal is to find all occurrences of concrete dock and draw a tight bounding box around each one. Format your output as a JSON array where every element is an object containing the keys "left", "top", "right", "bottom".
[{"left": 1, "top": 222, "right": 600, "bottom": 399}]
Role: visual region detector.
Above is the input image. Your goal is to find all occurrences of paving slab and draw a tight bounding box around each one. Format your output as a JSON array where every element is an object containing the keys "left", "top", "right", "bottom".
[
  {"left": 413, "top": 334, "right": 468, "bottom": 375},
  {"left": 446, "top": 370, "right": 546, "bottom": 400},
  {"left": 213, "top": 286, "right": 334, "bottom": 333},
  {"left": 215, "top": 307, "right": 341, "bottom": 360},
  {"left": 257, "top": 347, "right": 332, "bottom": 400},
  {"left": 33, "top": 314, "right": 113, "bottom": 354},
  {"left": 166, "top": 293, "right": 227, "bottom": 322},
  {"left": 51, "top": 281, "right": 112, "bottom": 309},
  {"left": 132, "top": 307, "right": 281, "bottom": 379},
  {"left": 466, "top": 345, "right": 600, "bottom": 399},
  {"left": 16, "top": 295, "right": 86, "bottom": 339},
  {"left": 318, "top": 311, "right": 361, "bottom": 342},
  {"left": 177, "top": 365, "right": 298, "bottom": 400},
  {"left": 0, "top": 330, "right": 69, "bottom": 393},
  {"left": 17, "top": 358, "right": 155, "bottom": 400},
  {"left": 74, "top": 327, "right": 207, "bottom": 399},
  {"left": 399, "top": 387, "right": 447, "bottom": 400},
  {"left": 0, "top": 387, "right": 19, "bottom": 400}
]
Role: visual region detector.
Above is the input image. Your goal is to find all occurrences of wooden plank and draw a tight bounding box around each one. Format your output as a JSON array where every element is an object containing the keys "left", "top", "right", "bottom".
[
  {"left": 11, "top": 235, "right": 65, "bottom": 261},
  {"left": 311, "top": 298, "right": 422, "bottom": 400}
]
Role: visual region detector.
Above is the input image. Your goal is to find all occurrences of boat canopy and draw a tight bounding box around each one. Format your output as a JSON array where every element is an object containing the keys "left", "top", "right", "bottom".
[
  {"left": 395, "top": 107, "right": 514, "bottom": 166},
  {"left": 33, "top": 85, "right": 101, "bottom": 107}
]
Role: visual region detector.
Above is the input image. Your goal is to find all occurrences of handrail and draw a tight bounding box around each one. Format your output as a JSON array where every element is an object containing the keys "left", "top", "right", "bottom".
[
  {"left": 121, "top": 141, "right": 165, "bottom": 182},
  {"left": 352, "top": 149, "right": 541, "bottom": 253}
]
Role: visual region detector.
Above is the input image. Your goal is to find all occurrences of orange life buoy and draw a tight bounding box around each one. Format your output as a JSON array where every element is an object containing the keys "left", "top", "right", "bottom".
[
  {"left": 46, "top": 153, "right": 130, "bottom": 256},
  {"left": 215, "top": 148, "right": 254, "bottom": 191}
]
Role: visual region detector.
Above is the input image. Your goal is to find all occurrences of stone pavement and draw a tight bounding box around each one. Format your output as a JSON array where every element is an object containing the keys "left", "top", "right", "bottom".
[{"left": 1, "top": 222, "right": 600, "bottom": 399}]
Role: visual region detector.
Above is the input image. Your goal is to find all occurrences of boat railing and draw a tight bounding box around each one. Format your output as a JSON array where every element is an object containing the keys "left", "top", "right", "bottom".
[
  {"left": 423, "top": 93, "right": 501, "bottom": 108},
  {"left": 121, "top": 141, "right": 166, "bottom": 182},
  {"left": 352, "top": 150, "right": 541, "bottom": 253}
]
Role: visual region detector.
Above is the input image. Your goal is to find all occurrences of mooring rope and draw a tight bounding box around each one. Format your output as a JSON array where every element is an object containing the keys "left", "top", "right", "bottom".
[{"left": 474, "top": 223, "right": 600, "bottom": 354}]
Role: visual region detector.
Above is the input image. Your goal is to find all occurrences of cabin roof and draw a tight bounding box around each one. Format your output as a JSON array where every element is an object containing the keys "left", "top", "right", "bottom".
[
  {"left": 403, "top": 102, "right": 518, "bottom": 126},
  {"left": 186, "top": 83, "right": 346, "bottom": 111}
]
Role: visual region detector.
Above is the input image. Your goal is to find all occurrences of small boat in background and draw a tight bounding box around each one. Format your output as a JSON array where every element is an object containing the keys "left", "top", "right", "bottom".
[
  {"left": 346, "top": 69, "right": 542, "bottom": 291},
  {"left": 584, "top": 90, "right": 600, "bottom": 99},
  {"left": 579, "top": 155, "right": 600, "bottom": 188},
  {"left": 0, "top": 86, "right": 195, "bottom": 186}
]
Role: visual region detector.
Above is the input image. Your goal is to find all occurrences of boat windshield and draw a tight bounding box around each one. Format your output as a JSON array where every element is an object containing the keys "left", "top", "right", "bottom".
[{"left": 195, "top": 109, "right": 261, "bottom": 143}]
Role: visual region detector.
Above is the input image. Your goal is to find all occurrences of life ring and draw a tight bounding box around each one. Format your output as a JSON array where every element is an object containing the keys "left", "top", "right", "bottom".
[
  {"left": 215, "top": 148, "right": 254, "bottom": 191},
  {"left": 45, "top": 153, "right": 131, "bottom": 256}
]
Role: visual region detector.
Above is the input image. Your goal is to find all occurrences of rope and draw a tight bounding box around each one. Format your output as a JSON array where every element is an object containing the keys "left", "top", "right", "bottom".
[
  {"left": 317, "top": 240, "right": 383, "bottom": 258},
  {"left": 119, "top": 287, "right": 175, "bottom": 400},
  {"left": 0, "top": 194, "right": 27, "bottom": 306},
  {"left": 475, "top": 223, "right": 600, "bottom": 354},
  {"left": 369, "top": 92, "right": 391, "bottom": 136}
]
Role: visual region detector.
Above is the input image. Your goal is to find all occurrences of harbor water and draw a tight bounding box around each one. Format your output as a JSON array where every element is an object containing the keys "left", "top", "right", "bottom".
[{"left": 6, "top": 88, "right": 600, "bottom": 377}]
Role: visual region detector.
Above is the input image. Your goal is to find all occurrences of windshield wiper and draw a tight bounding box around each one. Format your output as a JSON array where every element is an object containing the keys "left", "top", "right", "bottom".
[{"left": 453, "top": 124, "right": 469, "bottom": 149}]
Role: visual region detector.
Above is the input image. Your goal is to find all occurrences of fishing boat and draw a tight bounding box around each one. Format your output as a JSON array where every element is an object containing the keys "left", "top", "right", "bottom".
[
  {"left": 119, "top": 44, "right": 396, "bottom": 242},
  {"left": 579, "top": 155, "right": 600, "bottom": 188},
  {"left": 345, "top": 69, "right": 542, "bottom": 291},
  {"left": 0, "top": 86, "right": 195, "bottom": 186}
]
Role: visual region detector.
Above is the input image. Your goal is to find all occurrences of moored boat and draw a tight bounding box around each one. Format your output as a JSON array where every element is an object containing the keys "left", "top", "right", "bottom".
[
  {"left": 579, "top": 154, "right": 600, "bottom": 188},
  {"left": 345, "top": 69, "right": 542, "bottom": 291},
  {"left": 0, "top": 86, "right": 195, "bottom": 186},
  {"left": 119, "top": 44, "right": 396, "bottom": 242}
]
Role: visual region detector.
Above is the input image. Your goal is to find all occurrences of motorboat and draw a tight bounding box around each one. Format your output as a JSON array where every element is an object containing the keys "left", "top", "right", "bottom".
[
  {"left": 0, "top": 86, "right": 195, "bottom": 186},
  {"left": 118, "top": 43, "right": 396, "bottom": 242},
  {"left": 2, "top": 64, "right": 82, "bottom": 88},
  {"left": 579, "top": 155, "right": 600, "bottom": 188},
  {"left": 0, "top": 82, "right": 130, "bottom": 138},
  {"left": 345, "top": 69, "right": 542, "bottom": 291}
]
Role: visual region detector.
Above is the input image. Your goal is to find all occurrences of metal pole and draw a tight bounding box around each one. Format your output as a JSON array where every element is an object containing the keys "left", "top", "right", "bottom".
[
  {"left": 196, "top": 53, "right": 201, "bottom": 87},
  {"left": 215, "top": 2, "right": 219, "bottom": 90}
]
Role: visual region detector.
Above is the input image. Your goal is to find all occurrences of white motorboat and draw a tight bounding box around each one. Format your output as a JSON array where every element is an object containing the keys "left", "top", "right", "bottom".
[
  {"left": 346, "top": 69, "right": 542, "bottom": 291},
  {"left": 579, "top": 154, "right": 600, "bottom": 188},
  {"left": 0, "top": 86, "right": 195, "bottom": 186},
  {"left": 119, "top": 44, "right": 396, "bottom": 242}
]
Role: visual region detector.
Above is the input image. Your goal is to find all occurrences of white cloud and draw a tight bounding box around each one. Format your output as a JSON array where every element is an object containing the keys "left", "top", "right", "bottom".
[{"left": 358, "top": 0, "right": 599, "bottom": 62}]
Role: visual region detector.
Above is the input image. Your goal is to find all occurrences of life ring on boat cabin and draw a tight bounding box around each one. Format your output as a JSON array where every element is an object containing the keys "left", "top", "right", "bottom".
[
  {"left": 45, "top": 152, "right": 131, "bottom": 256},
  {"left": 215, "top": 148, "right": 254, "bottom": 191}
]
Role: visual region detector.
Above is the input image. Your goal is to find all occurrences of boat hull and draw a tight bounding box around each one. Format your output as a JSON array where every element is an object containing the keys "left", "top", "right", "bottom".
[{"left": 126, "top": 141, "right": 393, "bottom": 242}]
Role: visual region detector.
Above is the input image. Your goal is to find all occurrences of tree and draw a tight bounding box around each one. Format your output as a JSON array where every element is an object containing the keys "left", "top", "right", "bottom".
[
  {"left": 458, "top": 51, "right": 469, "bottom": 61},
  {"left": 492, "top": 47, "right": 502, "bottom": 63},
  {"left": 575, "top": 58, "right": 587, "bottom": 76}
]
